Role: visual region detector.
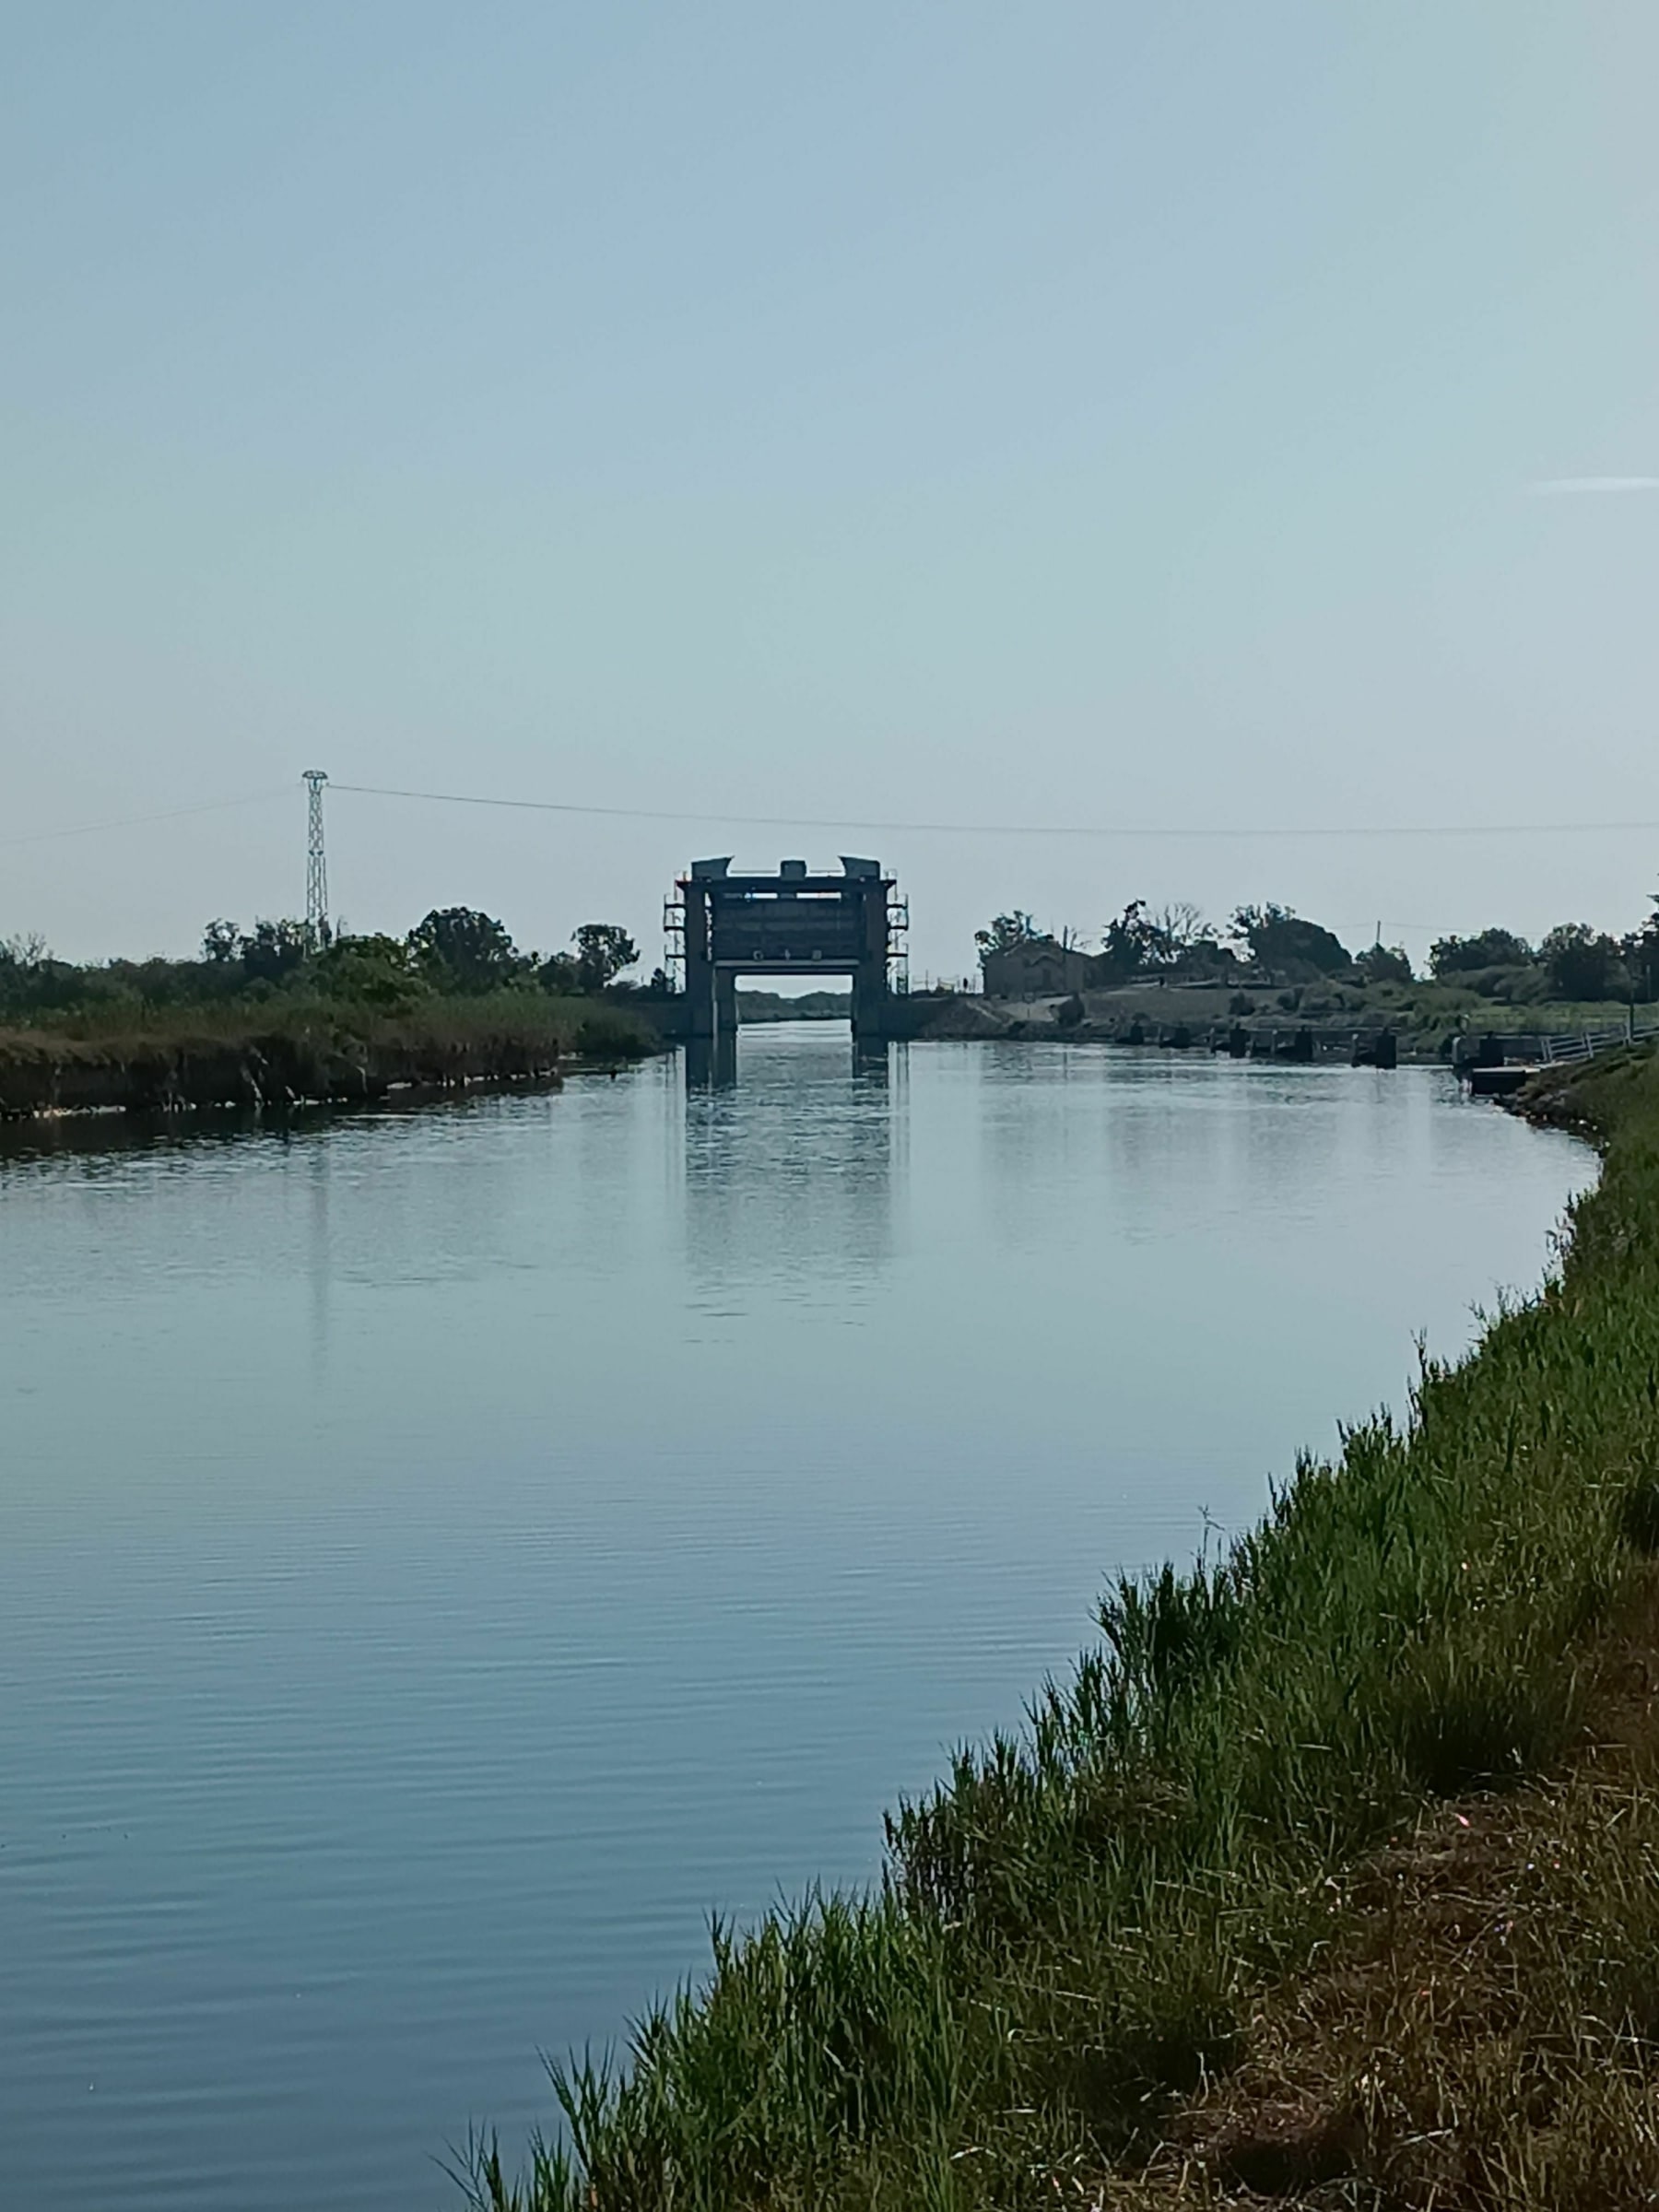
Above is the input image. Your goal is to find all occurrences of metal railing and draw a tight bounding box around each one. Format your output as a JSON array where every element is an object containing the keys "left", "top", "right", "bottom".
[{"left": 1538, "top": 1018, "right": 1659, "bottom": 1066}]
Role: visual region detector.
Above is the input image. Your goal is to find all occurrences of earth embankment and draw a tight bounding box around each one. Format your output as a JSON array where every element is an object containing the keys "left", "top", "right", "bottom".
[{"left": 0, "top": 996, "right": 655, "bottom": 1119}]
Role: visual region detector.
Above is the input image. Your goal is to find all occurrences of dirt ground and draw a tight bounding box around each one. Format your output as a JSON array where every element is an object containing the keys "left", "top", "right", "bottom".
[{"left": 1074, "top": 1571, "right": 1659, "bottom": 2209}]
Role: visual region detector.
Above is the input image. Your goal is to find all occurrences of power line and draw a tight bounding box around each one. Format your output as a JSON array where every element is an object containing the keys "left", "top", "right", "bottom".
[
  {"left": 6, "top": 778, "right": 1656, "bottom": 852},
  {"left": 0, "top": 787, "right": 290, "bottom": 852},
  {"left": 331, "top": 781, "right": 1659, "bottom": 843}
]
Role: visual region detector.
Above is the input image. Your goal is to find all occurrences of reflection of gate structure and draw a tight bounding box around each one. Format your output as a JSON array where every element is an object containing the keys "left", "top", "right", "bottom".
[{"left": 666, "top": 858, "right": 906, "bottom": 1045}]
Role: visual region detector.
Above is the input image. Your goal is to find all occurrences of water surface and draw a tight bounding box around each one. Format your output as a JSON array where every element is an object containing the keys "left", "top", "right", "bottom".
[{"left": 0, "top": 1031, "right": 1591, "bottom": 2208}]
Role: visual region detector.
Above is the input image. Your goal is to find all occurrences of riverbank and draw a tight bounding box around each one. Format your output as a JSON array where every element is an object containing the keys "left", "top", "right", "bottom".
[
  {"left": 0, "top": 994, "right": 657, "bottom": 1119},
  {"left": 470, "top": 1044, "right": 1659, "bottom": 2211},
  {"left": 900, "top": 978, "right": 1652, "bottom": 1060},
  {"left": 735, "top": 989, "right": 852, "bottom": 1022}
]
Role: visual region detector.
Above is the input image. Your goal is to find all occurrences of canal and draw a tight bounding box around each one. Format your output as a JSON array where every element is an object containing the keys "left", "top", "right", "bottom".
[{"left": 0, "top": 1030, "right": 1592, "bottom": 2208}]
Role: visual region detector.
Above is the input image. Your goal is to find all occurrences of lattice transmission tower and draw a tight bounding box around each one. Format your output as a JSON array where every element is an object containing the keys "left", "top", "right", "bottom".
[{"left": 302, "top": 770, "right": 331, "bottom": 946}]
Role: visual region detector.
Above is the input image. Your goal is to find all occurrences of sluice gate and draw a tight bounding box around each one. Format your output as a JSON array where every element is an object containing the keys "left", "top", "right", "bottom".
[{"left": 666, "top": 858, "right": 907, "bottom": 1061}]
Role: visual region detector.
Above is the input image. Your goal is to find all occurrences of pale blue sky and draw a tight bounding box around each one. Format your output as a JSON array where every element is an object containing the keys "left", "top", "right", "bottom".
[{"left": 3, "top": 3, "right": 1657, "bottom": 974}]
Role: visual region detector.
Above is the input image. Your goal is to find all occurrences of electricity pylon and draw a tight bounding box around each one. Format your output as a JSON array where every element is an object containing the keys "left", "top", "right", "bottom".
[{"left": 303, "top": 771, "right": 330, "bottom": 946}]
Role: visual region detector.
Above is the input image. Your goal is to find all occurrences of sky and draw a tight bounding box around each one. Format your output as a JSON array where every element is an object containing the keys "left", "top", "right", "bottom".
[{"left": 3, "top": 2, "right": 1657, "bottom": 981}]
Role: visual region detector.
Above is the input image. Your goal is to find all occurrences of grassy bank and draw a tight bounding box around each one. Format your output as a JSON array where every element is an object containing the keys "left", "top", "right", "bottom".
[
  {"left": 469, "top": 1046, "right": 1659, "bottom": 2210},
  {"left": 965, "top": 975, "right": 1653, "bottom": 1057},
  {"left": 6, "top": 987, "right": 655, "bottom": 1056},
  {"left": 0, "top": 991, "right": 656, "bottom": 1116}
]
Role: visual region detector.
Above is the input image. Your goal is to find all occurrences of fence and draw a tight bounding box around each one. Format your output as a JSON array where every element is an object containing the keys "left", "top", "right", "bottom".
[{"left": 1538, "top": 1018, "right": 1659, "bottom": 1066}]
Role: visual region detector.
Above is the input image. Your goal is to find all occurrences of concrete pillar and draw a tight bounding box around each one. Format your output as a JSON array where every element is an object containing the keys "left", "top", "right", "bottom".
[
  {"left": 684, "top": 884, "right": 716, "bottom": 1041},
  {"left": 850, "top": 882, "right": 890, "bottom": 1041},
  {"left": 684, "top": 1031, "right": 737, "bottom": 1089}
]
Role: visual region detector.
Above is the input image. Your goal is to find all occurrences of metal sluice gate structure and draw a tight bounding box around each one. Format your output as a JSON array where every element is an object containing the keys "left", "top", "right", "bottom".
[{"left": 665, "top": 857, "right": 908, "bottom": 1046}]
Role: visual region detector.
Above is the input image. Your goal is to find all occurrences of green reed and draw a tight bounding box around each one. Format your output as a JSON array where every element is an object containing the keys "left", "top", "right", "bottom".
[
  {"left": 466, "top": 1047, "right": 1659, "bottom": 2212},
  {"left": 0, "top": 988, "right": 655, "bottom": 1066}
]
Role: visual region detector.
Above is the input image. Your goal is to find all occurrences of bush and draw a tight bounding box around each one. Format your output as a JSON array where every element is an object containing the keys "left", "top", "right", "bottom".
[
  {"left": 1454, "top": 962, "right": 1545, "bottom": 1003},
  {"left": 1232, "top": 904, "right": 1350, "bottom": 977}
]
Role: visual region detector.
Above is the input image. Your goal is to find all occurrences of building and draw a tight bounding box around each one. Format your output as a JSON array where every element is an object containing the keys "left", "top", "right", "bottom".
[{"left": 980, "top": 939, "right": 1098, "bottom": 998}]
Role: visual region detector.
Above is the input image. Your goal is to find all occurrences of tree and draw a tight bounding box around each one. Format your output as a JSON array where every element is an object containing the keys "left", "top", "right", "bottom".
[
  {"left": 1429, "top": 929, "right": 1534, "bottom": 978},
  {"left": 0, "top": 933, "right": 51, "bottom": 1016},
  {"left": 536, "top": 951, "right": 581, "bottom": 995},
  {"left": 201, "top": 919, "right": 241, "bottom": 965},
  {"left": 1146, "top": 901, "right": 1231, "bottom": 975},
  {"left": 974, "top": 912, "right": 1043, "bottom": 962},
  {"left": 1624, "top": 906, "right": 1659, "bottom": 1001},
  {"left": 1149, "top": 901, "right": 1214, "bottom": 959},
  {"left": 1, "top": 930, "right": 50, "bottom": 971},
  {"left": 1098, "top": 900, "right": 1159, "bottom": 979},
  {"left": 406, "top": 907, "right": 525, "bottom": 993},
  {"left": 1540, "top": 923, "right": 1623, "bottom": 1003},
  {"left": 312, "top": 933, "right": 426, "bottom": 1009},
  {"left": 1356, "top": 941, "right": 1413, "bottom": 986},
  {"left": 238, "top": 918, "right": 310, "bottom": 983},
  {"left": 1230, "top": 904, "right": 1350, "bottom": 977},
  {"left": 571, "top": 922, "right": 640, "bottom": 993}
]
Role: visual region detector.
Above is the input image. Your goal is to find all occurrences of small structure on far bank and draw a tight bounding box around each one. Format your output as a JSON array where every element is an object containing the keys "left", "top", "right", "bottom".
[{"left": 980, "top": 939, "right": 1098, "bottom": 997}]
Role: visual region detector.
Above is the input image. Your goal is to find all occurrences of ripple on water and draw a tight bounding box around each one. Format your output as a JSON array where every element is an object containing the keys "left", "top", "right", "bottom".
[{"left": 0, "top": 1035, "right": 1594, "bottom": 2209}]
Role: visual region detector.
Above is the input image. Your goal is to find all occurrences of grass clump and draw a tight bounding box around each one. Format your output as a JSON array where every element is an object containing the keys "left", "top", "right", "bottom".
[{"left": 466, "top": 1047, "right": 1659, "bottom": 2212}]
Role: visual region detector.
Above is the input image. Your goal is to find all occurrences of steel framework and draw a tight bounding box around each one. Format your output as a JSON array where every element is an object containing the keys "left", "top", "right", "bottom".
[
  {"left": 673, "top": 856, "right": 904, "bottom": 1044},
  {"left": 302, "top": 770, "right": 330, "bottom": 945}
]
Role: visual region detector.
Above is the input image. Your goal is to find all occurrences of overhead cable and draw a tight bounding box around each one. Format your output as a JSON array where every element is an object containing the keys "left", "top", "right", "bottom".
[
  {"left": 331, "top": 781, "right": 1659, "bottom": 843},
  {"left": 0, "top": 788, "right": 291, "bottom": 852}
]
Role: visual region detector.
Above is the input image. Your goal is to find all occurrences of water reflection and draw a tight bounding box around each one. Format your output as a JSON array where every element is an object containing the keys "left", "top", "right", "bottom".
[
  {"left": 682, "top": 1029, "right": 894, "bottom": 1290},
  {"left": 683, "top": 1031, "right": 737, "bottom": 1089},
  {"left": 683, "top": 1024, "right": 891, "bottom": 1091},
  {"left": 307, "top": 1138, "right": 333, "bottom": 1385},
  {"left": 0, "top": 1040, "right": 1594, "bottom": 2212}
]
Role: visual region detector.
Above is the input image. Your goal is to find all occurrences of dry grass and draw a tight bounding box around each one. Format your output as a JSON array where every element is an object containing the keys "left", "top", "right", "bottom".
[{"left": 1091, "top": 1571, "right": 1659, "bottom": 2209}]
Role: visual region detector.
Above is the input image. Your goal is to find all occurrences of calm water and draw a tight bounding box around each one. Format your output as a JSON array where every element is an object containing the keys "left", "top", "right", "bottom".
[{"left": 0, "top": 1030, "right": 1591, "bottom": 2209}]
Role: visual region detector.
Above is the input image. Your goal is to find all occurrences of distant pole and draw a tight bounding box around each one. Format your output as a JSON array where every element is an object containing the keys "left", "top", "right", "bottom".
[{"left": 303, "top": 771, "right": 330, "bottom": 945}]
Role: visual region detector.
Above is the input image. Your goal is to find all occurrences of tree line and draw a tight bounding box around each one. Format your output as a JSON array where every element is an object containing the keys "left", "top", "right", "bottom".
[
  {"left": 0, "top": 908, "right": 653, "bottom": 1022},
  {"left": 975, "top": 895, "right": 1659, "bottom": 1001}
]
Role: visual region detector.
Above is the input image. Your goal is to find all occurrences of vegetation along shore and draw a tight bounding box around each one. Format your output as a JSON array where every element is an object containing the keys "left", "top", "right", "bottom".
[
  {"left": 467, "top": 1042, "right": 1659, "bottom": 2209},
  {"left": 957, "top": 898, "right": 1659, "bottom": 1060},
  {"left": 0, "top": 908, "right": 659, "bottom": 1117}
]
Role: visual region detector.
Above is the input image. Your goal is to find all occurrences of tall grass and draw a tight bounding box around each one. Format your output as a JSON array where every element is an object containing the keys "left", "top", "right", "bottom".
[
  {"left": 468, "top": 1048, "right": 1659, "bottom": 2212},
  {"left": 0, "top": 988, "right": 655, "bottom": 1066}
]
